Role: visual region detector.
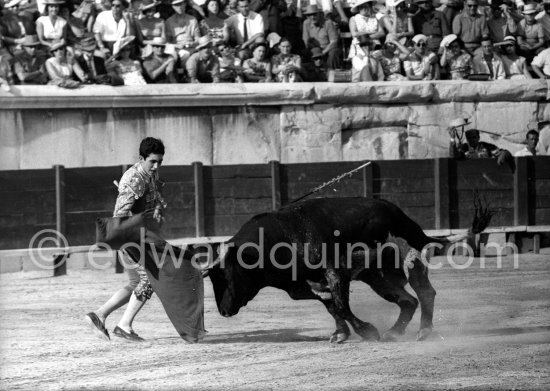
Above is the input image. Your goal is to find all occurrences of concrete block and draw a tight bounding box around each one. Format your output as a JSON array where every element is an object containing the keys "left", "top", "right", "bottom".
[
  {"left": 340, "top": 105, "right": 410, "bottom": 129},
  {"left": 475, "top": 102, "right": 538, "bottom": 148},
  {"left": 280, "top": 105, "right": 342, "bottom": 163},
  {"left": 409, "top": 102, "right": 476, "bottom": 128},
  {"left": 342, "top": 127, "right": 407, "bottom": 161},
  {"left": 20, "top": 110, "right": 86, "bottom": 169},
  {"left": 0, "top": 111, "right": 22, "bottom": 170},
  {"left": 407, "top": 125, "right": 455, "bottom": 159},
  {"left": 144, "top": 108, "right": 214, "bottom": 165},
  {"left": 213, "top": 107, "right": 280, "bottom": 164},
  {"left": 0, "top": 255, "right": 23, "bottom": 273}
]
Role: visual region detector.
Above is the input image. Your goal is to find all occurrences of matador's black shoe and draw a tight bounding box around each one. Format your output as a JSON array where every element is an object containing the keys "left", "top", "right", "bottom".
[
  {"left": 113, "top": 326, "right": 145, "bottom": 342},
  {"left": 85, "top": 312, "right": 110, "bottom": 341}
]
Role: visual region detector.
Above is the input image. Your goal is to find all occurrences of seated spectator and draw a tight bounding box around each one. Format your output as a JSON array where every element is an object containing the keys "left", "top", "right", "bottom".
[
  {"left": 351, "top": 34, "right": 384, "bottom": 81},
  {"left": 223, "top": 0, "right": 265, "bottom": 59},
  {"left": 45, "top": 41, "right": 86, "bottom": 86},
  {"left": 1, "top": 0, "right": 32, "bottom": 57},
  {"left": 13, "top": 35, "right": 49, "bottom": 84},
  {"left": 0, "top": 47, "right": 13, "bottom": 91},
  {"left": 411, "top": 0, "right": 450, "bottom": 53},
  {"left": 515, "top": 129, "right": 543, "bottom": 156},
  {"left": 70, "top": 0, "right": 96, "bottom": 35},
  {"left": 371, "top": 33, "right": 410, "bottom": 81},
  {"left": 381, "top": 0, "right": 413, "bottom": 45},
  {"left": 348, "top": 0, "right": 385, "bottom": 59},
  {"left": 93, "top": 0, "right": 128, "bottom": 57},
  {"left": 36, "top": 0, "right": 68, "bottom": 50},
  {"left": 532, "top": 46, "right": 550, "bottom": 78},
  {"left": 472, "top": 36, "right": 506, "bottom": 80},
  {"left": 216, "top": 41, "right": 244, "bottom": 81},
  {"left": 517, "top": 3, "right": 545, "bottom": 63},
  {"left": 452, "top": 0, "right": 489, "bottom": 53},
  {"left": 137, "top": 0, "right": 166, "bottom": 42},
  {"left": 301, "top": 46, "right": 328, "bottom": 81},
  {"left": 109, "top": 35, "right": 148, "bottom": 85},
  {"left": 242, "top": 40, "right": 272, "bottom": 81},
  {"left": 440, "top": 34, "right": 473, "bottom": 80},
  {"left": 487, "top": 0, "right": 518, "bottom": 44},
  {"left": 186, "top": 35, "right": 220, "bottom": 82},
  {"left": 74, "top": 34, "right": 112, "bottom": 84},
  {"left": 497, "top": 35, "right": 533, "bottom": 79},
  {"left": 536, "top": 0, "right": 550, "bottom": 43},
  {"left": 200, "top": 0, "right": 227, "bottom": 44},
  {"left": 165, "top": 0, "right": 201, "bottom": 64},
  {"left": 142, "top": 36, "right": 178, "bottom": 82},
  {"left": 271, "top": 37, "right": 302, "bottom": 82},
  {"left": 280, "top": 0, "right": 304, "bottom": 55},
  {"left": 403, "top": 34, "right": 440, "bottom": 80},
  {"left": 450, "top": 124, "right": 513, "bottom": 166},
  {"left": 302, "top": 4, "right": 341, "bottom": 69}
]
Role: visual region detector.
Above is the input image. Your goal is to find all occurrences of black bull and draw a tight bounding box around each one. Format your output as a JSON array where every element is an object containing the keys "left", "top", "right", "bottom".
[{"left": 207, "top": 197, "right": 492, "bottom": 343}]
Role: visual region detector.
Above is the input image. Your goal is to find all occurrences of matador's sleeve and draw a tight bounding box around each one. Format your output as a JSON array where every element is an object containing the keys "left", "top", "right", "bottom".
[{"left": 113, "top": 168, "right": 146, "bottom": 217}]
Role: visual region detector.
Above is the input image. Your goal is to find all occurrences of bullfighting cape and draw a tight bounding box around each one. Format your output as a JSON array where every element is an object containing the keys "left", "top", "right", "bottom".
[{"left": 95, "top": 213, "right": 205, "bottom": 343}]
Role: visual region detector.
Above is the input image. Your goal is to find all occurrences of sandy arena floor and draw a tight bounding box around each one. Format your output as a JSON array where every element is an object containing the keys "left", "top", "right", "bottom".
[{"left": 0, "top": 253, "right": 549, "bottom": 391}]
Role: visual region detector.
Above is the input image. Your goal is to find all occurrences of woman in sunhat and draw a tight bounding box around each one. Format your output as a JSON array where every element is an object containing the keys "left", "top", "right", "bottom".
[
  {"left": 45, "top": 41, "right": 86, "bottom": 85},
  {"left": 109, "top": 35, "right": 148, "bottom": 85},
  {"left": 348, "top": 0, "right": 385, "bottom": 59},
  {"left": 498, "top": 35, "right": 532, "bottom": 79},
  {"left": 381, "top": 0, "right": 413, "bottom": 46},
  {"left": 403, "top": 34, "right": 440, "bottom": 80},
  {"left": 439, "top": 34, "right": 472, "bottom": 80},
  {"left": 36, "top": 0, "right": 68, "bottom": 49},
  {"left": 137, "top": 0, "right": 166, "bottom": 41},
  {"left": 242, "top": 41, "right": 272, "bottom": 82},
  {"left": 371, "top": 33, "right": 410, "bottom": 81}
]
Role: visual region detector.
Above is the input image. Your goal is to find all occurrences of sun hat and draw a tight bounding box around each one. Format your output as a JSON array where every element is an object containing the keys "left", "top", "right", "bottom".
[
  {"left": 351, "top": 0, "right": 376, "bottom": 13},
  {"left": 140, "top": 0, "right": 159, "bottom": 10},
  {"left": 450, "top": 118, "right": 471, "bottom": 128},
  {"left": 440, "top": 33, "right": 458, "bottom": 48},
  {"left": 145, "top": 36, "right": 167, "bottom": 46},
  {"left": 43, "top": 0, "right": 65, "bottom": 5},
  {"left": 303, "top": 4, "right": 321, "bottom": 14},
  {"left": 411, "top": 34, "right": 428, "bottom": 44},
  {"left": 521, "top": 3, "right": 538, "bottom": 14},
  {"left": 78, "top": 34, "right": 97, "bottom": 51}
]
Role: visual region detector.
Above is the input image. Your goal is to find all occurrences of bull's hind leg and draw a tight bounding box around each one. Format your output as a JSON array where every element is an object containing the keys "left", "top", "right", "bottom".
[
  {"left": 359, "top": 270, "right": 418, "bottom": 342},
  {"left": 407, "top": 258, "right": 436, "bottom": 341},
  {"left": 325, "top": 267, "right": 380, "bottom": 341}
]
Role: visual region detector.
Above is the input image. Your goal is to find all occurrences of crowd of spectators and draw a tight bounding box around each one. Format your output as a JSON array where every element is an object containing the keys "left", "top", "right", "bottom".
[{"left": 1, "top": 0, "right": 550, "bottom": 87}]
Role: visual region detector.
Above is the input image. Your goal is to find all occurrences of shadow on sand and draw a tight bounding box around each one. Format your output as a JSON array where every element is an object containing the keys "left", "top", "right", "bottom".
[{"left": 157, "top": 328, "right": 327, "bottom": 344}]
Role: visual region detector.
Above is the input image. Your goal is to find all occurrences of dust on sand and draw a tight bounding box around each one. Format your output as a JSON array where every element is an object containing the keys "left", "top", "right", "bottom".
[{"left": 1, "top": 253, "right": 549, "bottom": 390}]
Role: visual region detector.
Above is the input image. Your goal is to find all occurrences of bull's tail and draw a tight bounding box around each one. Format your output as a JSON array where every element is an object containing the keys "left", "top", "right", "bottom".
[{"left": 389, "top": 190, "right": 494, "bottom": 252}]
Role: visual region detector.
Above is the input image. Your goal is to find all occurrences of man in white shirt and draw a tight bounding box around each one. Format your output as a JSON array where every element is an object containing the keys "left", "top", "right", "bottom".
[
  {"left": 535, "top": 0, "right": 550, "bottom": 42},
  {"left": 223, "top": 0, "right": 265, "bottom": 58},
  {"left": 472, "top": 37, "right": 505, "bottom": 80},
  {"left": 532, "top": 46, "right": 550, "bottom": 79},
  {"left": 515, "top": 130, "right": 543, "bottom": 156},
  {"left": 93, "top": 0, "right": 128, "bottom": 57}
]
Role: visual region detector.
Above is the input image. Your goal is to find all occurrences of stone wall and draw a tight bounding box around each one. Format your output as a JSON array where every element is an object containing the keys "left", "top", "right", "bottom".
[{"left": 0, "top": 80, "right": 548, "bottom": 170}]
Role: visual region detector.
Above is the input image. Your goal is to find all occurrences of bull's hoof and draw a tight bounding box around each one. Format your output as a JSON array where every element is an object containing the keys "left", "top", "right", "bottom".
[
  {"left": 381, "top": 329, "right": 402, "bottom": 342},
  {"left": 329, "top": 331, "right": 349, "bottom": 344},
  {"left": 356, "top": 323, "right": 380, "bottom": 341},
  {"left": 416, "top": 327, "right": 433, "bottom": 341}
]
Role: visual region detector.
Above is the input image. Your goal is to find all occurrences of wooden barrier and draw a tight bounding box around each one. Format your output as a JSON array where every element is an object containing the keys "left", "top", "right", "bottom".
[{"left": 1, "top": 157, "right": 549, "bottom": 254}]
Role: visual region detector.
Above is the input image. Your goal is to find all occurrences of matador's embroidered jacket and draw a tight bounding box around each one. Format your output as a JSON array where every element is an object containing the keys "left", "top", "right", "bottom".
[{"left": 113, "top": 162, "right": 167, "bottom": 217}]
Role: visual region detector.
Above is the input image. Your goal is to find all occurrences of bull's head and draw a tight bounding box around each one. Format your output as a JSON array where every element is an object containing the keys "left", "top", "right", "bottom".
[{"left": 208, "top": 243, "right": 263, "bottom": 317}]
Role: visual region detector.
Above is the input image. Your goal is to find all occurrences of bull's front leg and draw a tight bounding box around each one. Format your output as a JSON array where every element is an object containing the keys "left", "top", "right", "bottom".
[
  {"left": 325, "top": 267, "right": 380, "bottom": 342},
  {"left": 407, "top": 258, "right": 436, "bottom": 341}
]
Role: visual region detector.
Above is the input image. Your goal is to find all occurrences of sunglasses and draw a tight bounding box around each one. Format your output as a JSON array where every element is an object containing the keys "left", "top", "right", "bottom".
[
  {"left": 466, "top": 4, "right": 478, "bottom": 7},
  {"left": 416, "top": 42, "right": 427, "bottom": 47}
]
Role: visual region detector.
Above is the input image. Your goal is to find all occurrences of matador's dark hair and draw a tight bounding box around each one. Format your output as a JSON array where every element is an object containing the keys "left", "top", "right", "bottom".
[{"left": 139, "top": 137, "right": 165, "bottom": 158}]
